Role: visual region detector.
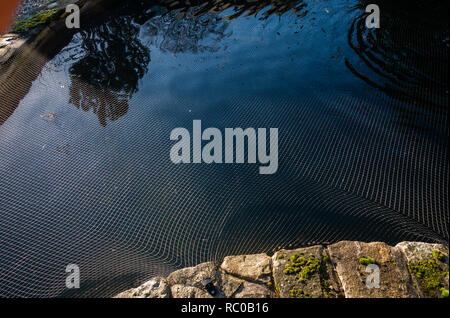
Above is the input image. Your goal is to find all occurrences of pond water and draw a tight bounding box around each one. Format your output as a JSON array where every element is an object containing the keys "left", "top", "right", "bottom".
[{"left": 0, "top": 0, "right": 448, "bottom": 297}]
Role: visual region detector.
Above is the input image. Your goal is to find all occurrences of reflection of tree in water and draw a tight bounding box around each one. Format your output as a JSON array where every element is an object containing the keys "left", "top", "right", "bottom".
[
  {"left": 345, "top": 0, "right": 448, "bottom": 134},
  {"left": 141, "top": 11, "right": 230, "bottom": 54},
  {"left": 69, "top": 79, "right": 130, "bottom": 127},
  {"left": 68, "top": 15, "right": 150, "bottom": 127},
  {"left": 67, "top": 0, "right": 307, "bottom": 126},
  {"left": 140, "top": 0, "right": 307, "bottom": 54},
  {"left": 164, "top": 0, "right": 306, "bottom": 20}
]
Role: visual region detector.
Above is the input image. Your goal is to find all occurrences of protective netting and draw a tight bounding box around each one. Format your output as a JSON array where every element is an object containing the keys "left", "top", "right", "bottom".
[{"left": 0, "top": 0, "right": 448, "bottom": 297}]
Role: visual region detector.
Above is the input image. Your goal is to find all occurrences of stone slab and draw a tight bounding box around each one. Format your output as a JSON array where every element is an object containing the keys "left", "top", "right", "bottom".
[
  {"left": 327, "top": 241, "right": 419, "bottom": 298},
  {"left": 272, "top": 245, "right": 342, "bottom": 298},
  {"left": 396, "top": 241, "right": 449, "bottom": 298},
  {"left": 220, "top": 253, "right": 272, "bottom": 284},
  {"left": 114, "top": 276, "right": 170, "bottom": 298}
]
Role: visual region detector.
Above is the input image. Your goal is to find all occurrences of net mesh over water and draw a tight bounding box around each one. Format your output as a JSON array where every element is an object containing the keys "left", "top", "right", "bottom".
[{"left": 0, "top": 0, "right": 448, "bottom": 297}]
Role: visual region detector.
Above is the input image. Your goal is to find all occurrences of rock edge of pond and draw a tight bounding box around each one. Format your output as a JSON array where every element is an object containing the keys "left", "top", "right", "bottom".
[
  {"left": 114, "top": 241, "right": 449, "bottom": 298},
  {"left": 0, "top": 0, "right": 121, "bottom": 68},
  {"left": 0, "top": 0, "right": 123, "bottom": 125}
]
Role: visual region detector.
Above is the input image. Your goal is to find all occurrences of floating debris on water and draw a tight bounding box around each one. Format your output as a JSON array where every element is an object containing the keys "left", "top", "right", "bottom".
[{"left": 40, "top": 112, "right": 55, "bottom": 122}]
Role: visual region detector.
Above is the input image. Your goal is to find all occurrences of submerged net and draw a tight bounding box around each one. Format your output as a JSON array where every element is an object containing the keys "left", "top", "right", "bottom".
[{"left": 0, "top": 0, "right": 448, "bottom": 297}]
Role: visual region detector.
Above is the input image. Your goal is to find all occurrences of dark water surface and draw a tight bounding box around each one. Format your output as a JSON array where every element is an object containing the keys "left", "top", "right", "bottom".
[{"left": 0, "top": 0, "right": 448, "bottom": 297}]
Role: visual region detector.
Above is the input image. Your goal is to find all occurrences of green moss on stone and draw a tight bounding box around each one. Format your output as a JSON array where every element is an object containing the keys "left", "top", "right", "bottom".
[
  {"left": 283, "top": 254, "right": 307, "bottom": 274},
  {"left": 440, "top": 288, "right": 449, "bottom": 298},
  {"left": 12, "top": 9, "right": 58, "bottom": 32},
  {"left": 283, "top": 254, "right": 320, "bottom": 281},
  {"left": 359, "top": 256, "right": 376, "bottom": 266},
  {"left": 409, "top": 259, "right": 448, "bottom": 297},
  {"left": 282, "top": 251, "right": 338, "bottom": 298},
  {"left": 432, "top": 249, "right": 445, "bottom": 262},
  {"left": 289, "top": 288, "right": 304, "bottom": 298},
  {"left": 299, "top": 255, "right": 320, "bottom": 281}
]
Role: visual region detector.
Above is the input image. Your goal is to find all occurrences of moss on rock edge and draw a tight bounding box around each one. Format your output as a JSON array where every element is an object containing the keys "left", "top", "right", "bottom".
[
  {"left": 408, "top": 259, "right": 449, "bottom": 297},
  {"left": 12, "top": 9, "right": 58, "bottom": 32}
]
